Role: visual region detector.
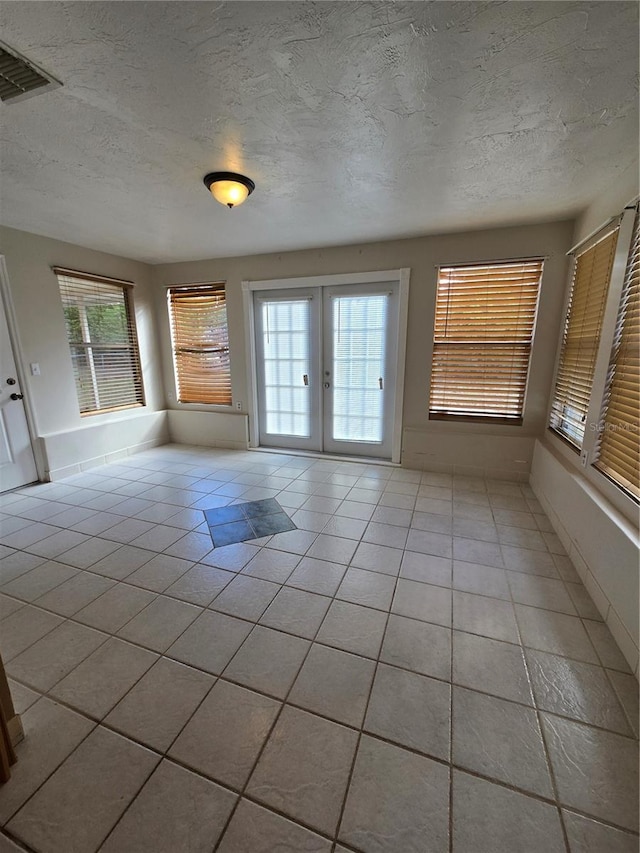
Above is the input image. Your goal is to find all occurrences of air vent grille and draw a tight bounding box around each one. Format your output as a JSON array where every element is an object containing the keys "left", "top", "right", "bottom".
[{"left": 0, "top": 45, "right": 60, "bottom": 103}]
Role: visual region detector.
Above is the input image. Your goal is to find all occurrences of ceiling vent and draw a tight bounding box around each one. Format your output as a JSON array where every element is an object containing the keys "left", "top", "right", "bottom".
[{"left": 0, "top": 41, "right": 61, "bottom": 104}]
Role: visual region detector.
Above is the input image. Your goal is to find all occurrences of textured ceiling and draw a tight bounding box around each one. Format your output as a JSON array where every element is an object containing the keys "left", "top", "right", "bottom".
[{"left": 0, "top": 1, "right": 638, "bottom": 263}]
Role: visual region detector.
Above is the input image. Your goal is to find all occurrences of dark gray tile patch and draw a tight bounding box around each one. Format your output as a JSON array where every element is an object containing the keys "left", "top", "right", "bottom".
[{"left": 205, "top": 499, "right": 296, "bottom": 548}]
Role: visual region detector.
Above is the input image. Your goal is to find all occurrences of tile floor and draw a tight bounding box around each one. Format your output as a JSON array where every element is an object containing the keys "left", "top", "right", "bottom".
[{"left": 0, "top": 444, "right": 638, "bottom": 853}]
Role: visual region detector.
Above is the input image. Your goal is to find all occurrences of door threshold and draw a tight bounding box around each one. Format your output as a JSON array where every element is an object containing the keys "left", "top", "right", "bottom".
[{"left": 248, "top": 446, "right": 399, "bottom": 467}]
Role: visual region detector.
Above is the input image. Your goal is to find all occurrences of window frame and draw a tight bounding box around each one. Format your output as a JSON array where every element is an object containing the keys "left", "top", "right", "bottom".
[
  {"left": 428, "top": 257, "right": 545, "bottom": 424},
  {"left": 166, "top": 282, "right": 232, "bottom": 408},
  {"left": 54, "top": 267, "right": 145, "bottom": 417},
  {"left": 546, "top": 204, "right": 638, "bottom": 518}
]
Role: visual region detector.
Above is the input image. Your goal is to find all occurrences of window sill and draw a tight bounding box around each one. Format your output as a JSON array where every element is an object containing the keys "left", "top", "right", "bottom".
[{"left": 429, "top": 412, "right": 523, "bottom": 426}]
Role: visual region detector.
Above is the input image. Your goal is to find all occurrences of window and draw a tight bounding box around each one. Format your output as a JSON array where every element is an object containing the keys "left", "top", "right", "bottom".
[
  {"left": 594, "top": 210, "right": 639, "bottom": 499},
  {"left": 429, "top": 259, "right": 544, "bottom": 422},
  {"left": 549, "top": 226, "right": 619, "bottom": 447},
  {"left": 55, "top": 268, "right": 144, "bottom": 415},
  {"left": 168, "top": 284, "right": 231, "bottom": 405}
]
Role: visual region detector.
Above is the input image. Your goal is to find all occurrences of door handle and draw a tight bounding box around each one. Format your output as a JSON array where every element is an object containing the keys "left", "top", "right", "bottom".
[
  {"left": 10, "top": 393, "right": 24, "bottom": 401},
  {"left": 379, "top": 377, "right": 384, "bottom": 390},
  {"left": 324, "top": 382, "right": 330, "bottom": 389},
  {"left": 303, "top": 374, "right": 309, "bottom": 386}
]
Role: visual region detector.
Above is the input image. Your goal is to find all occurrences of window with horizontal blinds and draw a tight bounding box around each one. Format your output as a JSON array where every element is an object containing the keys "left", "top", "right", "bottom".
[
  {"left": 549, "top": 227, "right": 619, "bottom": 447},
  {"left": 429, "top": 259, "right": 544, "bottom": 421},
  {"left": 55, "top": 270, "right": 144, "bottom": 415},
  {"left": 168, "top": 284, "right": 231, "bottom": 405},
  {"left": 594, "top": 211, "right": 639, "bottom": 500}
]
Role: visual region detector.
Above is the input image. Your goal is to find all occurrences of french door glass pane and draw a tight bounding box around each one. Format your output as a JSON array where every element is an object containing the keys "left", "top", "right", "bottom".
[
  {"left": 262, "top": 299, "right": 311, "bottom": 437},
  {"left": 332, "top": 294, "right": 388, "bottom": 443}
]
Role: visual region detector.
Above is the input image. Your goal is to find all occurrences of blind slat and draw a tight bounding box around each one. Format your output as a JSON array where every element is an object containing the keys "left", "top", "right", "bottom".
[
  {"left": 549, "top": 227, "right": 619, "bottom": 447},
  {"left": 57, "top": 273, "right": 144, "bottom": 415},
  {"left": 429, "top": 259, "right": 544, "bottom": 419},
  {"left": 594, "top": 211, "right": 640, "bottom": 500},
  {"left": 168, "top": 284, "right": 232, "bottom": 406}
]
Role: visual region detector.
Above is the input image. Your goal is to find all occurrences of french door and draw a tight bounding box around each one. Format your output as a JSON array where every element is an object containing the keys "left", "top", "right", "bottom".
[{"left": 253, "top": 281, "right": 399, "bottom": 459}]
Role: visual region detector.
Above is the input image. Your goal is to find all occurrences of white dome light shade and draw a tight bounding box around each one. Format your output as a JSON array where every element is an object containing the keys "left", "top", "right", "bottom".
[{"left": 203, "top": 172, "right": 255, "bottom": 209}]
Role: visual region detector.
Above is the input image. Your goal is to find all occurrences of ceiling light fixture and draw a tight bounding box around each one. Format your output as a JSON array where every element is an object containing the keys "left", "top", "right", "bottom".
[{"left": 203, "top": 171, "right": 255, "bottom": 209}]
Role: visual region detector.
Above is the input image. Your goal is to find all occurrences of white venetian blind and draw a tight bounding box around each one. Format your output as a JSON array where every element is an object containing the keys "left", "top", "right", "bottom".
[
  {"left": 168, "top": 284, "right": 231, "bottom": 406},
  {"left": 332, "top": 293, "right": 388, "bottom": 442},
  {"left": 429, "top": 259, "right": 544, "bottom": 421},
  {"left": 549, "top": 227, "right": 619, "bottom": 447},
  {"left": 55, "top": 268, "right": 144, "bottom": 415},
  {"left": 594, "top": 210, "right": 639, "bottom": 500}
]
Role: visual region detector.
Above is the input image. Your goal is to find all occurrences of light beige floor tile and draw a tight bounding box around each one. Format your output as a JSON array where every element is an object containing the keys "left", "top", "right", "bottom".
[
  {"left": 99, "top": 759, "right": 236, "bottom": 853},
  {"left": 285, "top": 557, "right": 346, "bottom": 596},
  {"left": 527, "top": 649, "right": 631, "bottom": 734},
  {"left": 452, "top": 770, "right": 565, "bottom": 853},
  {"left": 0, "top": 552, "right": 46, "bottom": 585},
  {"left": 542, "top": 713, "right": 639, "bottom": 831},
  {"left": 57, "top": 537, "right": 122, "bottom": 569},
  {"left": 74, "top": 583, "right": 156, "bottom": 633},
  {"left": 210, "top": 574, "right": 280, "bottom": 621},
  {"left": 0, "top": 697, "right": 95, "bottom": 824},
  {"left": 125, "top": 554, "right": 194, "bottom": 593},
  {"left": 339, "top": 735, "right": 449, "bottom": 853},
  {"left": 247, "top": 705, "right": 357, "bottom": 836},
  {"left": 607, "top": 669, "right": 640, "bottom": 737},
  {"left": 26, "top": 529, "right": 89, "bottom": 559},
  {"left": 7, "top": 678, "right": 40, "bottom": 713},
  {"left": 7, "top": 621, "right": 108, "bottom": 691},
  {"left": 170, "top": 680, "right": 280, "bottom": 788},
  {"left": 241, "top": 549, "right": 301, "bottom": 583},
  {"left": 1, "top": 561, "right": 78, "bottom": 602},
  {"left": 380, "top": 614, "right": 451, "bottom": 680},
  {"left": 8, "top": 727, "right": 159, "bottom": 853},
  {"left": 289, "top": 644, "right": 375, "bottom": 727},
  {"left": 562, "top": 810, "right": 639, "bottom": 853},
  {"left": 452, "top": 686, "right": 553, "bottom": 798},
  {"left": 50, "top": 637, "right": 158, "bottom": 718},
  {"left": 400, "top": 551, "right": 452, "bottom": 588},
  {"left": 34, "top": 572, "right": 115, "bottom": 616},
  {"left": 164, "top": 563, "right": 233, "bottom": 606},
  {"left": 453, "top": 631, "right": 532, "bottom": 704},
  {"left": 507, "top": 572, "right": 577, "bottom": 615},
  {"left": 351, "top": 541, "right": 403, "bottom": 576},
  {"left": 167, "top": 609, "right": 253, "bottom": 674},
  {"left": 365, "top": 664, "right": 450, "bottom": 759},
  {"left": 88, "top": 545, "right": 155, "bottom": 580},
  {"left": 0, "top": 605, "right": 63, "bottom": 662},
  {"left": 316, "top": 599, "right": 387, "bottom": 658},
  {"left": 117, "top": 596, "right": 201, "bottom": 652},
  {"left": 306, "top": 534, "right": 358, "bottom": 565},
  {"left": 501, "top": 545, "right": 558, "bottom": 578},
  {"left": 217, "top": 798, "right": 332, "bottom": 853},
  {"left": 584, "top": 619, "right": 633, "bottom": 672},
  {"left": 105, "top": 657, "right": 214, "bottom": 751},
  {"left": 452, "top": 591, "right": 519, "bottom": 644},
  {"left": 515, "top": 605, "right": 599, "bottom": 664},
  {"left": 453, "top": 561, "right": 509, "bottom": 600},
  {"left": 453, "top": 537, "right": 503, "bottom": 568},
  {"left": 259, "top": 587, "right": 330, "bottom": 639},
  {"left": 223, "top": 626, "right": 310, "bottom": 699},
  {"left": 336, "top": 566, "right": 395, "bottom": 611},
  {"left": 392, "top": 579, "right": 451, "bottom": 627}
]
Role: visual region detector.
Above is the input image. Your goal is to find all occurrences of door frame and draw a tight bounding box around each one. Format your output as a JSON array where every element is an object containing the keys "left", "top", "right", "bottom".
[
  {"left": 0, "top": 255, "right": 43, "bottom": 485},
  {"left": 242, "top": 268, "right": 410, "bottom": 463}
]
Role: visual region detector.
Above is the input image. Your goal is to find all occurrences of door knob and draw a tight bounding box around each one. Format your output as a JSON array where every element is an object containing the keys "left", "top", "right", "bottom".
[
  {"left": 10, "top": 393, "right": 24, "bottom": 401},
  {"left": 6, "top": 377, "right": 16, "bottom": 385}
]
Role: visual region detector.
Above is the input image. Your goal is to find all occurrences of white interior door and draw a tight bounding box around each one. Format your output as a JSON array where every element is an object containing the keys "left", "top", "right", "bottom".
[
  {"left": 254, "top": 281, "right": 399, "bottom": 459},
  {"left": 0, "top": 291, "right": 38, "bottom": 492}
]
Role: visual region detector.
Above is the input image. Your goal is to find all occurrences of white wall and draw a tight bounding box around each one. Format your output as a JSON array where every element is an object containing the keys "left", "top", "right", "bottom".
[
  {"left": 531, "top": 169, "right": 640, "bottom": 675},
  {"left": 153, "top": 219, "right": 574, "bottom": 477},
  {"left": 0, "top": 226, "right": 168, "bottom": 478}
]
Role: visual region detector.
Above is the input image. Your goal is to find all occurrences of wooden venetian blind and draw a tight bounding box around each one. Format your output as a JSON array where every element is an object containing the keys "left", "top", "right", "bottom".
[
  {"left": 429, "top": 259, "right": 544, "bottom": 421},
  {"left": 594, "top": 211, "right": 639, "bottom": 499},
  {"left": 549, "top": 227, "right": 619, "bottom": 448},
  {"left": 168, "top": 284, "right": 231, "bottom": 405},
  {"left": 55, "top": 269, "right": 144, "bottom": 415}
]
